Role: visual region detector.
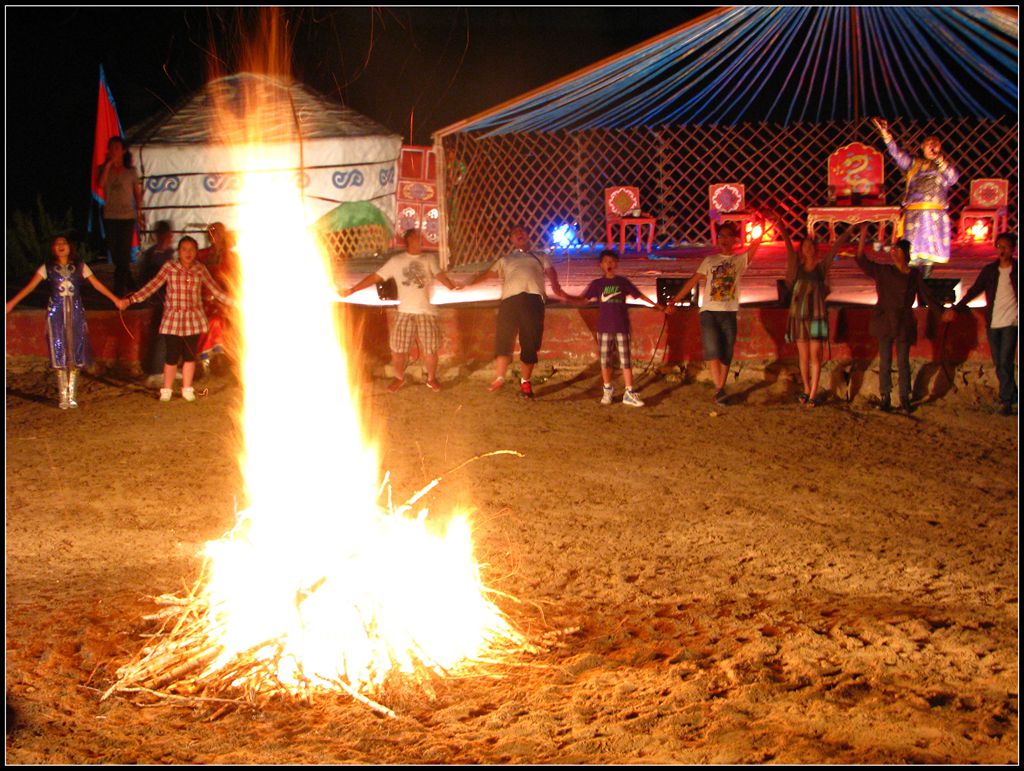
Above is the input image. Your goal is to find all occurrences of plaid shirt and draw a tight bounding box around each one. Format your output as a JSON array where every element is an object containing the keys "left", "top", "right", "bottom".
[{"left": 130, "top": 259, "right": 230, "bottom": 336}]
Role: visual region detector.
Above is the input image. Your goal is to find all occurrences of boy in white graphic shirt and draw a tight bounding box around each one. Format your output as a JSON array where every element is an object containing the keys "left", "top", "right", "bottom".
[{"left": 342, "top": 228, "right": 457, "bottom": 392}]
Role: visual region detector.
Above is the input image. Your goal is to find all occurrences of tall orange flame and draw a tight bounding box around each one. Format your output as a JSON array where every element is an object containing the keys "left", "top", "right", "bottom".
[{"left": 189, "top": 10, "right": 519, "bottom": 700}]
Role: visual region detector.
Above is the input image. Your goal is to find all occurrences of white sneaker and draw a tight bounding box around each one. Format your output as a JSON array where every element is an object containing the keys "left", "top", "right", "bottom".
[
  {"left": 622, "top": 389, "right": 644, "bottom": 407},
  {"left": 159, "top": 388, "right": 173, "bottom": 402},
  {"left": 181, "top": 387, "right": 196, "bottom": 402},
  {"left": 600, "top": 385, "right": 614, "bottom": 405}
]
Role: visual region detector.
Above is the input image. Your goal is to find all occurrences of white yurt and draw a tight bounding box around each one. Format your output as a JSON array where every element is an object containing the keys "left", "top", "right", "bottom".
[{"left": 128, "top": 72, "right": 402, "bottom": 254}]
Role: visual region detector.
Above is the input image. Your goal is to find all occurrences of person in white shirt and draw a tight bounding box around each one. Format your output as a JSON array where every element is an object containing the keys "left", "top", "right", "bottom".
[
  {"left": 665, "top": 220, "right": 764, "bottom": 405},
  {"left": 342, "top": 228, "right": 457, "bottom": 393},
  {"left": 461, "top": 225, "right": 568, "bottom": 399}
]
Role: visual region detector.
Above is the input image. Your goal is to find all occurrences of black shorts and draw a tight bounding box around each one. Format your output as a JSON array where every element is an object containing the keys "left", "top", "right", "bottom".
[
  {"left": 163, "top": 334, "right": 201, "bottom": 366},
  {"left": 495, "top": 292, "right": 545, "bottom": 364}
]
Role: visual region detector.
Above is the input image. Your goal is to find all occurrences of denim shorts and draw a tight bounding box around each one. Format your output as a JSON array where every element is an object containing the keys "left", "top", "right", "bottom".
[{"left": 699, "top": 311, "right": 738, "bottom": 365}]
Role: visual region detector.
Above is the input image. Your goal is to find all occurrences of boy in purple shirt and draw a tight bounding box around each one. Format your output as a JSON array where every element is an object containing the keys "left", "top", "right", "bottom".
[{"left": 566, "top": 249, "right": 662, "bottom": 406}]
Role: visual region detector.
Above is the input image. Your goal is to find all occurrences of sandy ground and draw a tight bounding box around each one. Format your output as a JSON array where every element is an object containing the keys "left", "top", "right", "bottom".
[{"left": 4, "top": 355, "right": 1018, "bottom": 764}]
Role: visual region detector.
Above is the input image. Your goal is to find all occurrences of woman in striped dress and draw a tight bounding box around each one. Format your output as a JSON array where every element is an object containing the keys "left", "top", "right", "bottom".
[
  {"left": 121, "top": 236, "right": 230, "bottom": 402},
  {"left": 781, "top": 225, "right": 852, "bottom": 407}
]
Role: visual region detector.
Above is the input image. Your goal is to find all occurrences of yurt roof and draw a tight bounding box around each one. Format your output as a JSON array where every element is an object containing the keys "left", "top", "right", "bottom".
[
  {"left": 129, "top": 72, "right": 399, "bottom": 145},
  {"left": 435, "top": 6, "right": 1018, "bottom": 138}
]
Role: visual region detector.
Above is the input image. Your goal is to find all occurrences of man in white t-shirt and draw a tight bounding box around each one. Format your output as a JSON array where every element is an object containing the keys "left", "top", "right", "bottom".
[
  {"left": 461, "top": 225, "right": 568, "bottom": 398},
  {"left": 342, "top": 229, "right": 457, "bottom": 392},
  {"left": 665, "top": 220, "right": 764, "bottom": 405}
]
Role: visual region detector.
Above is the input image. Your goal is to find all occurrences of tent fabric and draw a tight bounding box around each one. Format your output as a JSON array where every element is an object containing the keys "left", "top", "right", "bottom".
[
  {"left": 437, "top": 6, "right": 1018, "bottom": 138},
  {"left": 129, "top": 73, "right": 402, "bottom": 234}
]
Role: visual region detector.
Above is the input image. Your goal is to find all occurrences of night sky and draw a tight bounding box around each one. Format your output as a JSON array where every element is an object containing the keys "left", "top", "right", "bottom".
[{"left": 5, "top": 6, "right": 707, "bottom": 226}]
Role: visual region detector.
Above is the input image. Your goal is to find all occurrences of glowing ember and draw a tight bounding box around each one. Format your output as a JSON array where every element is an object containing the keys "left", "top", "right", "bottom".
[{"left": 105, "top": 60, "right": 529, "bottom": 713}]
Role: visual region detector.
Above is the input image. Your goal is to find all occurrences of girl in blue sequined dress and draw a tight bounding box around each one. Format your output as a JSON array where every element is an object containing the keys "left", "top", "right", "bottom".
[{"left": 6, "top": 235, "right": 122, "bottom": 409}]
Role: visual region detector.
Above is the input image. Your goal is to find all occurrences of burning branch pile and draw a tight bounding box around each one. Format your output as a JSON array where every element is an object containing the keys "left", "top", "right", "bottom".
[{"left": 103, "top": 456, "right": 545, "bottom": 717}]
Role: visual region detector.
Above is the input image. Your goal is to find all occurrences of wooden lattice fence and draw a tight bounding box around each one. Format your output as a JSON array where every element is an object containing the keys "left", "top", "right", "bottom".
[{"left": 442, "top": 117, "right": 1017, "bottom": 265}]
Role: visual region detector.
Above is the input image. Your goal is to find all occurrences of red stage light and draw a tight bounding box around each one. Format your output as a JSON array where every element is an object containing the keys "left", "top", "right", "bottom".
[
  {"left": 744, "top": 221, "right": 773, "bottom": 243},
  {"left": 967, "top": 219, "right": 990, "bottom": 243}
]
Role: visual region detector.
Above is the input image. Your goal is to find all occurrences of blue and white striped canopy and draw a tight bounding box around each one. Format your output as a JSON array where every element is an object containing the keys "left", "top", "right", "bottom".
[{"left": 446, "top": 6, "right": 1017, "bottom": 136}]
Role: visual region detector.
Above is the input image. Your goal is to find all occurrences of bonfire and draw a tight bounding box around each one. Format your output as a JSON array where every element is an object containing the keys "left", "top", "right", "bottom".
[{"left": 102, "top": 56, "right": 542, "bottom": 716}]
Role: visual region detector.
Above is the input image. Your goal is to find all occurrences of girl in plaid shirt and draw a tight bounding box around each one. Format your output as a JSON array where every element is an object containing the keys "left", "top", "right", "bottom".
[{"left": 120, "top": 236, "right": 230, "bottom": 402}]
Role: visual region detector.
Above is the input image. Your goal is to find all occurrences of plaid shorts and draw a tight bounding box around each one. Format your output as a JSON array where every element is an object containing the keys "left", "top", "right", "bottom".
[
  {"left": 390, "top": 312, "right": 442, "bottom": 355},
  {"left": 598, "top": 332, "right": 632, "bottom": 370}
]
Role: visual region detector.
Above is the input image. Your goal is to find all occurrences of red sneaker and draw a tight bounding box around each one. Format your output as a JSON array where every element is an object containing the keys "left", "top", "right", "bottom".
[
  {"left": 425, "top": 379, "right": 441, "bottom": 392},
  {"left": 386, "top": 378, "right": 404, "bottom": 393},
  {"left": 519, "top": 380, "right": 534, "bottom": 399},
  {"left": 487, "top": 377, "right": 505, "bottom": 392}
]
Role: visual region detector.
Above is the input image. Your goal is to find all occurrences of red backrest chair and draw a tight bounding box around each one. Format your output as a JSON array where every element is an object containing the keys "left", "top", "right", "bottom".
[
  {"left": 958, "top": 178, "right": 1009, "bottom": 244},
  {"left": 708, "top": 183, "right": 759, "bottom": 243},
  {"left": 826, "top": 142, "right": 886, "bottom": 205},
  {"left": 604, "top": 186, "right": 656, "bottom": 255}
]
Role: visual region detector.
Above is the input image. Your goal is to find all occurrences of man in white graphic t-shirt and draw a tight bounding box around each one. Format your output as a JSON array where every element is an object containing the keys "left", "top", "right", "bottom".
[
  {"left": 342, "top": 228, "right": 457, "bottom": 393},
  {"left": 666, "top": 220, "right": 764, "bottom": 405}
]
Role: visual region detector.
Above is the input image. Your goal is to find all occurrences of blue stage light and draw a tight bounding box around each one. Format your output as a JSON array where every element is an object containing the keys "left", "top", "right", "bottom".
[{"left": 551, "top": 224, "right": 579, "bottom": 249}]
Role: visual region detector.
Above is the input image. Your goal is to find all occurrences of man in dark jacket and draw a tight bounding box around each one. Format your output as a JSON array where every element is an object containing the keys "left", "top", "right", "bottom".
[
  {"left": 945, "top": 232, "right": 1018, "bottom": 416},
  {"left": 854, "top": 225, "right": 942, "bottom": 413}
]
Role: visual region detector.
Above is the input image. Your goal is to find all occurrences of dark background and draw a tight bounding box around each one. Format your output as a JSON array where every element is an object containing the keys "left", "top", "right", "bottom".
[{"left": 5, "top": 6, "right": 707, "bottom": 226}]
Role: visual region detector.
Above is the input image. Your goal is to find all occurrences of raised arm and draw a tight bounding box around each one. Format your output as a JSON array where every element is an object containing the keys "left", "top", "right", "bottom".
[
  {"left": 821, "top": 227, "right": 855, "bottom": 286},
  {"left": 872, "top": 117, "right": 912, "bottom": 171},
  {"left": 852, "top": 223, "right": 877, "bottom": 279},
  {"left": 744, "top": 219, "right": 766, "bottom": 262},
  {"left": 97, "top": 158, "right": 112, "bottom": 191},
  {"left": 5, "top": 271, "right": 45, "bottom": 314},
  {"left": 768, "top": 213, "right": 799, "bottom": 288},
  {"left": 784, "top": 238, "right": 799, "bottom": 288}
]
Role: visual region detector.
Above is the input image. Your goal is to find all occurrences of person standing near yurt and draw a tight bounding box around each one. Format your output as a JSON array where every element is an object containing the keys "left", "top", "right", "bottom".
[
  {"left": 871, "top": 118, "right": 959, "bottom": 278},
  {"left": 5, "top": 235, "right": 123, "bottom": 409},
  {"left": 97, "top": 136, "right": 145, "bottom": 295}
]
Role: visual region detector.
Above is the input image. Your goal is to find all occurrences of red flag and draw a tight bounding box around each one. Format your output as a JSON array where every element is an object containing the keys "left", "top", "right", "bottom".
[{"left": 91, "top": 65, "right": 124, "bottom": 206}]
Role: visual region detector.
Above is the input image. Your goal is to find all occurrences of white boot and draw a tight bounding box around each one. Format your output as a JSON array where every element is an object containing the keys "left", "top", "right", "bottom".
[
  {"left": 56, "top": 369, "right": 70, "bottom": 410},
  {"left": 67, "top": 369, "right": 79, "bottom": 409}
]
